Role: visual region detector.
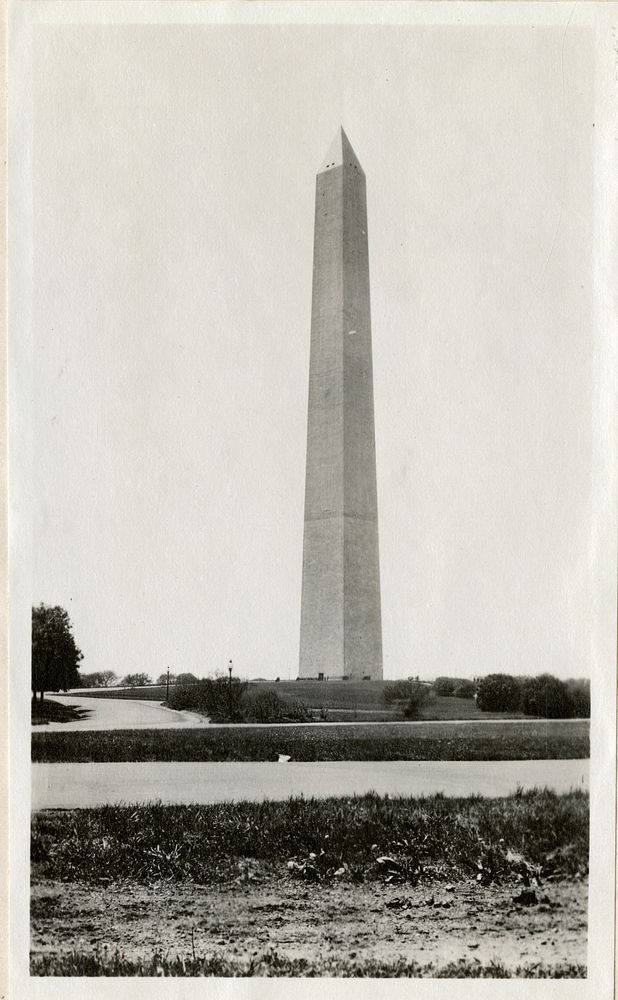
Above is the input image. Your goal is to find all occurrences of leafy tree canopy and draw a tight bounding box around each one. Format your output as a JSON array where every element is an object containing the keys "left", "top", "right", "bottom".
[
  {"left": 476, "top": 673, "right": 521, "bottom": 713},
  {"left": 176, "top": 672, "right": 199, "bottom": 686},
  {"left": 475, "top": 672, "right": 589, "bottom": 718},
  {"left": 80, "top": 670, "right": 117, "bottom": 688},
  {"left": 433, "top": 676, "right": 456, "bottom": 697},
  {"left": 452, "top": 680, "right": 476, "bottom": 699},
  {"left": 32, "top": 604, "right": 83, "bottom": 701},
  {"left": 122, "top": 672, "right": 152, "bottom": 688},
  {"left": 157, "top": 672, "right": 177, "bottom": 686},
  {"left": 565, "top": 678, "right": 590, "bottom": 718},
  {"left": 520, "top": 674, "right": 575, "bottom": 719}
]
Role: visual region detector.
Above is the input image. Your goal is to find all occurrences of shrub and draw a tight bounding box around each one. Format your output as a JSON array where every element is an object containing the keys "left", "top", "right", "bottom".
[
  {"left": 476, "top": 674, "right": 522, "bottom": 712},
  {"left": 156, "top": 672, "right": 176, "bottom": 687},
  {"left": 520, "top": 675, "right": 574, "bottom": 719},
  {"left": 433, "top": 678, "right": 476, "bottom": 699},
  {"left": 403, "top": 681, "right": 433, "bottom": 719},
  {"left": 282, "top": 699, "right": 311, "bottom": 723},
  {"left": 169, "top": 676, "right": 248, "bottom": 722},
  {"left": 243, "top": 690, "right": 285, "bottom": 723},
  {"left": 122, "top": 673, "right": 152, "bottom": 688},
  {"left": 175, "top": 672, "right": 199, "bottom": 686},
  {"left": 475, "top": 673, "right": 590, "bottom": 719},
  {"left": 433, "top": 677, "right": 456, "bottom": 697},
  {"left": 384, "top": 680, "right": 433, "bottom": 718},
  {"left": 384, "top": 680, "right": 425, "bottom": 705},
  {"left": 452, "top": 680, "right": 476, "bottom": 699},
  {"left": 565, "top": 679, "right": 590, "bottom": 718},
  {"left": 168, "top": 677, "right": 310, "bottom": 724}
]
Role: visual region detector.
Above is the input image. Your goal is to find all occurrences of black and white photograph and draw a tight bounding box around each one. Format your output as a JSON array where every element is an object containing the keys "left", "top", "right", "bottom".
[{"left": 8, "top": 1, "right": 617, "bottom": 995}]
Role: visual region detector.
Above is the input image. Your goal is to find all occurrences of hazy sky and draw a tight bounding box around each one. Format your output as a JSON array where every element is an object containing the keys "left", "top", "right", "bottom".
[{"left": 30, "top": 21, "right": 596, "bottom": 681}]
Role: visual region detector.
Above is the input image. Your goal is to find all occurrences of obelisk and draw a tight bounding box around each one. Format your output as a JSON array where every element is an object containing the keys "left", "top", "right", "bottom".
[{"left": 299, "top": 127, "right": 383, "bottom": 680}]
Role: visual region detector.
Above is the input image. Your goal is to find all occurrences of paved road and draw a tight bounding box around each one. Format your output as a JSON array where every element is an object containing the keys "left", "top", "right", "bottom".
[
  {"left": 31, "top": 758, "right": 588, "bottom": 810},
  {"left": 37, "top": 695, "right": 208, "bottom": 731}
]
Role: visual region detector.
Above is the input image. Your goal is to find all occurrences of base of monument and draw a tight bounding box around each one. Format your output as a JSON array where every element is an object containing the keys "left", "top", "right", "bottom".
[{"left": 297, "top": 674, "right": 382, "bottom": 682}]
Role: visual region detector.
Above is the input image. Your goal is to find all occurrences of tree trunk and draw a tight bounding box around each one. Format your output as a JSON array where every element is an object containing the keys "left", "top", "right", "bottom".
[{"left": 39, "top": 689, "right": 44, "bottom": 702}]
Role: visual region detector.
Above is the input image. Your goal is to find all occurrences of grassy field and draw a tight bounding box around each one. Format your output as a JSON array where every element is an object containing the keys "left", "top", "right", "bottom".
[
  {"left": 61, "top": 683, "right": 530, "bottom": 721},
  {"left": 74, "top": 680, "right": 401, "bottom": 708},
  {"left": 31, "top": 789, "right": 588, "bottom": 885},
  {"left": 264, "top": 684, "right": 525, "bottom": 720},
  {"left": 31, "top": 718, "right": 590, "bottom": 763}
]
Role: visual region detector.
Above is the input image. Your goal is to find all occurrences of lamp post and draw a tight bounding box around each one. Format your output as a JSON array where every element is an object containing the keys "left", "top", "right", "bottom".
[
  {"left": 166, "top": 667, "right": 170, "bottom": 704},
  {"left": 228, "top": 659, "right": 233, "bottom": 720}
]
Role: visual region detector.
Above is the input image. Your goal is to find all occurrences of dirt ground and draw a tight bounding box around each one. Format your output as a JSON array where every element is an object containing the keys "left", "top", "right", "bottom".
[{"left": 30, "top": 874, "right": 587, "bottom": 974}]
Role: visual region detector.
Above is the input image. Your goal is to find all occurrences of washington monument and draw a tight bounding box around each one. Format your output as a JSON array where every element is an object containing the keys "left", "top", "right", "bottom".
[{"left": 299, "top": 127, "right": 383, "bottom": 680}]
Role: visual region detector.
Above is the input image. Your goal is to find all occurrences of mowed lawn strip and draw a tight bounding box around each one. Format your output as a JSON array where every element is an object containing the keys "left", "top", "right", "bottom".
[{"left": 31, "top": 719, "right": 590, "bottom": 763}]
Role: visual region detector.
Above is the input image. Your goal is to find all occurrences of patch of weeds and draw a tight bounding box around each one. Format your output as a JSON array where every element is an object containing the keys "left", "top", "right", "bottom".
[
  {"left": 32, "top": 790, "right": 589, "bottom": 887},
  {"left": 29, "top": 948, "right": 587, "bottom": 978}
]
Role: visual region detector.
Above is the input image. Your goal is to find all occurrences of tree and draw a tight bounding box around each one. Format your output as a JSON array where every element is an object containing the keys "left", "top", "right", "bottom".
[
  {"left": 32, "top": 604, "right": 83, "bottom": 702},
  {"left": 79, "top": 672, "right": 100, "bottom": 688},
  {"left": 123, "top": 672, "right": 152, "bottom": 688},
  {"left": 433, "top": 677, "right": 476, "bottom": 699},
  {"left": 433, "top": 676, "right": 456, "bottom": 697},
  {"left": 156, "top": 672, "right": 177, "bottom": 686},
  {"left": 176, "top": 672, "right": 198, "bottom": 686},
  {"left": 520, "top": 674, "right": 574, "bottom": 719},
  {"left": 384, "top": 680, "right": 423, "bottom": 705},
  {"left": 80, "top": 670, "right": 117, "bottom": 688},
  {"left": 565, "top": 678, "right": 590, "bottom": 718},
  {"left": 452, "top": 680, "right": 476, "bottom": 699},
  {"left": 384, "top": 679, "right": 433, "bottom": 718},
  {"left": 476, "top": 673, "right": 522, "bottom": 713},
  {"left": 403, "top": 681, "right": 433, "bottom": 719}
]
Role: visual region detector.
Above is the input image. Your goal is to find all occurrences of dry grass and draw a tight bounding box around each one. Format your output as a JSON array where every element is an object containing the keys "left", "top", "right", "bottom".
[
  {"left": 30, "top": 949, "right": 586, "bottom": 978},
  {"left": 31, "top": 789, "right": 589, "bottom": 887}
]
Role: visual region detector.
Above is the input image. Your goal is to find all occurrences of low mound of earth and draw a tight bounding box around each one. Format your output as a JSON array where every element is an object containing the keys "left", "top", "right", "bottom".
[{"left": 30, "top": 876, "right": 586, "bottom": 977}]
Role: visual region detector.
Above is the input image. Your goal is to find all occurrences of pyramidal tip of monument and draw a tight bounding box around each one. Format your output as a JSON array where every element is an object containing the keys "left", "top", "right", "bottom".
[{"left": 319, "top": 126, "right": 363, "bottom": 173}]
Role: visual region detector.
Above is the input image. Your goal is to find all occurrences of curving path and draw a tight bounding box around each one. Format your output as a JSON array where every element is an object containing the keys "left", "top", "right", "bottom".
[{"left": 36, "top": 694, "right": 208, "bottom": 732}]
